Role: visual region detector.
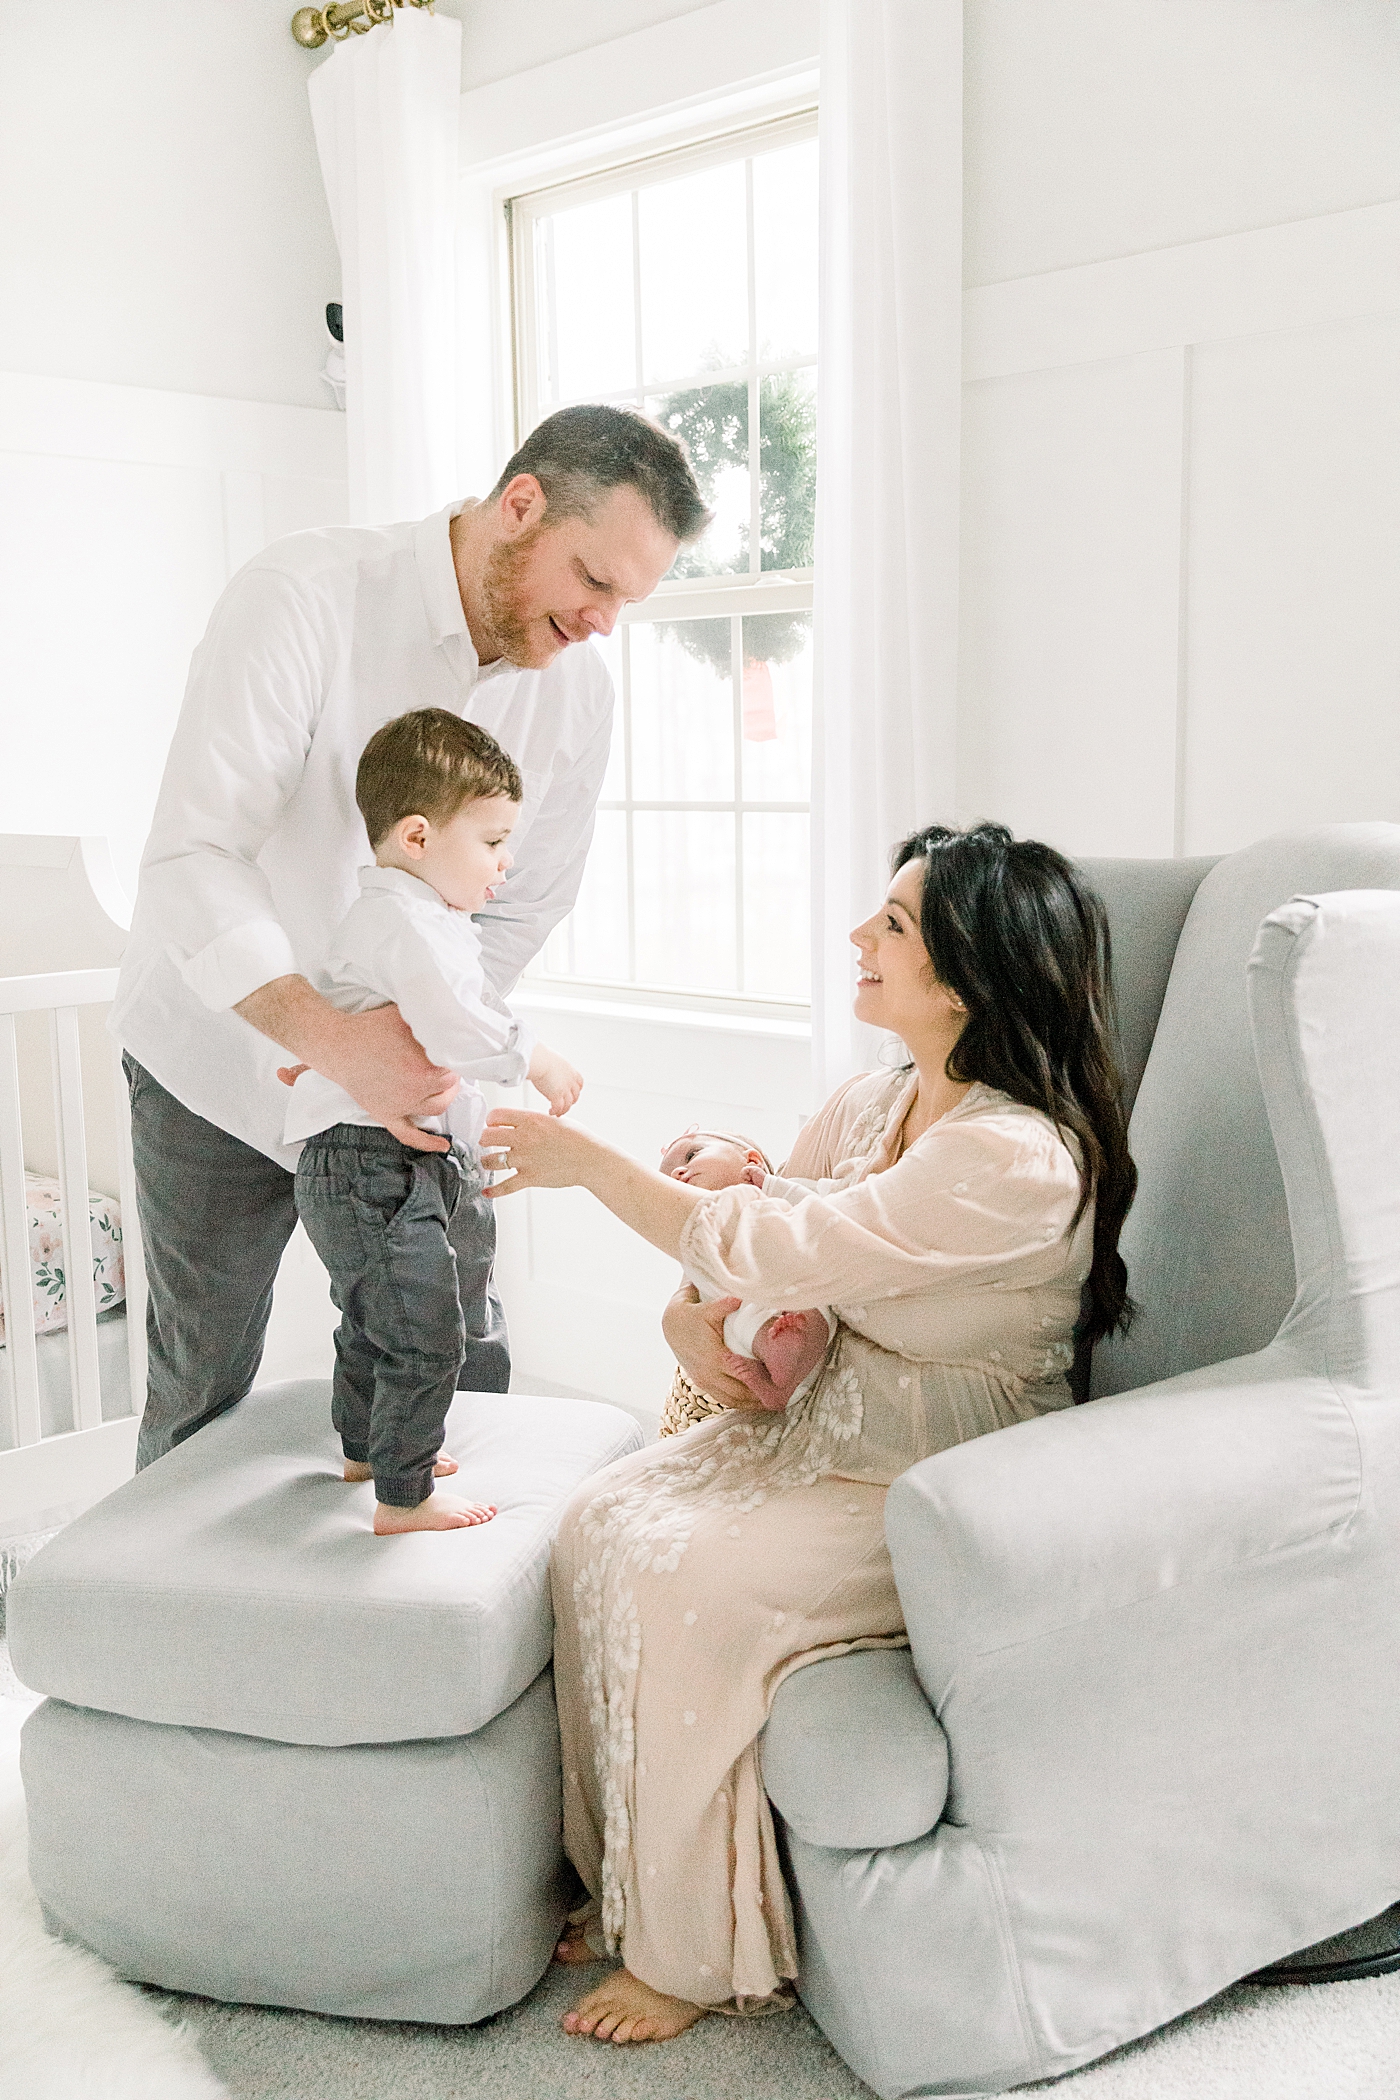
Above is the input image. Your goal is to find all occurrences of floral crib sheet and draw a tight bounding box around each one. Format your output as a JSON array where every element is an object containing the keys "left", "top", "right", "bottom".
[{"left": 0, "top": 1174, "right": 125, "bottom": 1344}]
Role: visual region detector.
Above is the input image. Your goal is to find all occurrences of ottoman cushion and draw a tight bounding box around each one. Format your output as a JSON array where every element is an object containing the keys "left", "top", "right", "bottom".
[{"left": 9, "top": 1381, "right": 640, "bottom": 1746}]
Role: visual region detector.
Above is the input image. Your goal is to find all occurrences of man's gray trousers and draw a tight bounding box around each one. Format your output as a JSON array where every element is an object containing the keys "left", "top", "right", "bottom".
[{"left": 124, "top": 1056, "right": 509, "bottom": 1467}]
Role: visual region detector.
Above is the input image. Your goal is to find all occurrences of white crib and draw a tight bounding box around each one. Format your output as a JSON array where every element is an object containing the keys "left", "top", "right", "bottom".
[{"left": 0, "top": 837, "right": 144, "bottom": 1536}]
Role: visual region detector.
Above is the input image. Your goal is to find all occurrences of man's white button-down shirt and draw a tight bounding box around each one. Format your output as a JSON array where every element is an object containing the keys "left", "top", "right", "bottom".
[
  {"left": 113, "top": 501, "right": 613, "bottom": 1167},
  {"left": 282, "top": 866, "right": 534, "bottom": 1152}
]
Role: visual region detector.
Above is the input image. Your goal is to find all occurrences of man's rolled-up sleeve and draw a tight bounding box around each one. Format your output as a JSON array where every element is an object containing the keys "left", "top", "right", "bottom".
[
  {"left": 139, "top": 567, "right": 330, "bottom": 1011},
  {"left": 472, "top": 667, "right": 614, "bottom": 997}
]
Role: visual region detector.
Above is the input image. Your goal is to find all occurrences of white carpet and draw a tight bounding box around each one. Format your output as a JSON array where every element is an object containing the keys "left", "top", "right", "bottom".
[
  {"left": 0, "top": 1691, "right": 228, "bottom": 2100},
  {"left": 3, "top": 1678, "right": 1399, "bottom": 2099}
]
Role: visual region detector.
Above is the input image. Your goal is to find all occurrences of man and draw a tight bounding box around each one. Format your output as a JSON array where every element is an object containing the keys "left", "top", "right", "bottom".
[{"left": 114, "top": 404, "right": 710, "bottom": 1466}]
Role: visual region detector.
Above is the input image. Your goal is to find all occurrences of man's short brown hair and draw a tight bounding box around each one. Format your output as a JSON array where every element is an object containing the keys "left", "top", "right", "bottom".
[
  {"left": 356, "top": 708, "right": 522, "bottom": 850},
  {"left": 490, "top": 403, "right": 711, "bottom": 543}
]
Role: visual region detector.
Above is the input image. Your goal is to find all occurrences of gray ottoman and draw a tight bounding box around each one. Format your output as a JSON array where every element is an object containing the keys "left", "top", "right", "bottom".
[{"left": 8, "top": 1379, "right": 641, "bottom": 2023}]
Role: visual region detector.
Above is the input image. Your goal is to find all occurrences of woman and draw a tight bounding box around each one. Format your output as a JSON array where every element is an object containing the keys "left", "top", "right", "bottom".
[{"left": 486, "top": 823, "right": 1135, "bottom": 2046}]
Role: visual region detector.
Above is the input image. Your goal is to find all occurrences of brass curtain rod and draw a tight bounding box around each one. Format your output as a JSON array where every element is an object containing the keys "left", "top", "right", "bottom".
[{"left": 292, "top": 0, "right": 434, "bottom": 50}]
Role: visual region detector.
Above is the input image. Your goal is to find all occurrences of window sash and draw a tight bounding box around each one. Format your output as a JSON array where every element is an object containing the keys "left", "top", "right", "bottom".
[
  {"left": 509, "top": 111, "right": 817, "bottom": 1015},
  {"left": 508, "top": 106, "right": 818, "bottom": 439}
]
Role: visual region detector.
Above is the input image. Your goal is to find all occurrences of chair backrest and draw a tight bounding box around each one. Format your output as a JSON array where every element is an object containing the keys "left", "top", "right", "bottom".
[
  {"left": 1092, "top": 824, "right": 1400, "bottom": 1400},
  {"left": 1250, "top": 890, "right": 1400, "bottom": 1393},
  {"left": 1078, "top": 856, "right": 1218, "bottom": 1117}
]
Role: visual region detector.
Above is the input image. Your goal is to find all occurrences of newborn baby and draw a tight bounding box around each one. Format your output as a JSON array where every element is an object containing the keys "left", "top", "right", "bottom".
[{"left": 659, "top": 1127, "right": 835, "bottom": 1410}]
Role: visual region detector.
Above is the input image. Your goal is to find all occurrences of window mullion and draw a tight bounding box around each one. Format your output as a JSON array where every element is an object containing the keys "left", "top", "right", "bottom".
[
  {"left": 745, "top": 155, "right": 761, "bottom": 581},
  {"left": 732, "top": 612, "right": 745, "bottom": 994},
  {"left": 623, "top": 624, "right": 637, "bottom": 984},
  {"left": 631, "top": 189, "right": 645, "bottom": 402},
  {"left": 542, "top": 217, "right": 559, "bottom": 417}
]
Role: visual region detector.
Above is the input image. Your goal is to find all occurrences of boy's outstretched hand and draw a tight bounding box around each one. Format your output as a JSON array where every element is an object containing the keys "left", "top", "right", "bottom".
[{"left": 526, "top": 1043, "right": 584, "bottom": 1117}]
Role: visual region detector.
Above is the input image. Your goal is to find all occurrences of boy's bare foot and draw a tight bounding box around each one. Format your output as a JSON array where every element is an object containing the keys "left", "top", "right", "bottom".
[
  {"left": 562, "top": 1967, "right": 707, "bottom": 2044},
  {"left": 373, "top": 1492, "right": 496, "bottom": 1534},
  {"left": 554, "top": 1921, "right": 603, "bottom": 1966},
  {"left": 344, "top": 1454, "right": 458, "bottom": 1482}
]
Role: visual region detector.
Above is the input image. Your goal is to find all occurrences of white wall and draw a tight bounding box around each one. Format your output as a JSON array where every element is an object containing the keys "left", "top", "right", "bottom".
[
  {"left": 956, "top": 0, "right": 1400, "bottom": 860},
  {"left": 0, "top": 1, "right": 340, "bottom": 407},
  {"left": 451, "top": 0, "right": 720, "bottom": 90},
  {"left": 964, "top": 0, "right": 1400, "bottom": 286},
  {"left": 1, "top": 5, "right": 348, "bottom": 902}
]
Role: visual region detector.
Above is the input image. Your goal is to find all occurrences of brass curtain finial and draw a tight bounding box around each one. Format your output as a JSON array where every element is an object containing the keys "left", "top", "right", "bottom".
[{"left": 292, "top": 0, "right": 433, "bottom": 50}]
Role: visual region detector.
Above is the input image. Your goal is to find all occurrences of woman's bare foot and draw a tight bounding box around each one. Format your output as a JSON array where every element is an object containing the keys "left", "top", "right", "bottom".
[
  {"left": 373, "top": 1492, "right": 496, "bottom": 1534},
  {"left": 562, "top": 1967, "right": 707, "bottom": 2044},
  {"left": 344, "top": 1454, "right": 458, "bottom": 1482},
  {"left": 554, "top": 1921, "right": 603, "bottom": 1966}
]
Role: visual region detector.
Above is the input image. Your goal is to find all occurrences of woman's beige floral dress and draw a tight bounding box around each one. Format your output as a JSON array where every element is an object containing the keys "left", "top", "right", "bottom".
[{"left": 551, "top": 1068, "right": 1094, "bottom": 2012}]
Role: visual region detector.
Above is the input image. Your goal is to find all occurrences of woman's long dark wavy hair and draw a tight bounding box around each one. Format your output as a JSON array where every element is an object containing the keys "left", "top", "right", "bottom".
[{"left": 891, "top": 822, "right": 1137, "bottom": 1348}]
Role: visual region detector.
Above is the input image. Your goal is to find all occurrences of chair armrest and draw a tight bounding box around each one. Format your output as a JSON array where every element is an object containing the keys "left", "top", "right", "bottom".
[
  {"left": 761, "top": 1648, "right": 948, "bottom": 1849},
  {"left": 887, "top": 1361, "right": 1363, "bottom": 1697},
  {"left": 880, "top": 1363, "right": 1399, "bottom": 2018}
]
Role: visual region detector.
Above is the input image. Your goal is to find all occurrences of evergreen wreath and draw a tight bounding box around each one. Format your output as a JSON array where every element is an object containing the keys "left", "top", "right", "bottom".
[{"left": 653, "top": 373, "right": 816, "bottom": 679}]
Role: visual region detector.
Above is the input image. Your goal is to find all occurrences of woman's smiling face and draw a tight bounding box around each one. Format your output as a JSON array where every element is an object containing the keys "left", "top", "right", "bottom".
[{"left": 851, "top": 857, "right": 966, "bottom": 1042}]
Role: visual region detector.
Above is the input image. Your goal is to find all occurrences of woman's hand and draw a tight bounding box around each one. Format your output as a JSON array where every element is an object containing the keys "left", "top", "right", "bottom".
[
  {"left": 483, "top": 1106, "right": 598, "bottom": 1194},
  {"left": 661, "top": 1285, "right": 766, "bottom": 1409},
  {"left": 486, "top": 1112, "right": 706, "bottom": 1260}
]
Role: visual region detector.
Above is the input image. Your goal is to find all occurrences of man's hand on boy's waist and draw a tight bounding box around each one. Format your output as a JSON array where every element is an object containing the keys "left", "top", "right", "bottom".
[{"left": 238, "top": 977, "right": 458, "bottom": 1151}]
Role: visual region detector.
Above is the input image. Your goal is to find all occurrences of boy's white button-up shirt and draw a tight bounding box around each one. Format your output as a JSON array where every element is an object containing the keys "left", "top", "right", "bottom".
[
  {"left": 113, "top": 501, "right": 613, "bottom": 1168},
  {"left": 282, "top": 866, "right": 533, "bottom": 1152}
]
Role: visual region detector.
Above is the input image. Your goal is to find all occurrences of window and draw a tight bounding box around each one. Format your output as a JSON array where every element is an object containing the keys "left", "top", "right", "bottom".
[{"left": 509, "top": 112, "right": 818, "bottom": 1009}]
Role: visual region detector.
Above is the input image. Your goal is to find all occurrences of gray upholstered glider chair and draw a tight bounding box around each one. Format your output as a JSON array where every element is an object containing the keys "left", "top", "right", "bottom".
[{"left": 761, "top": 824, "right": 1400, "bottom": 2098}]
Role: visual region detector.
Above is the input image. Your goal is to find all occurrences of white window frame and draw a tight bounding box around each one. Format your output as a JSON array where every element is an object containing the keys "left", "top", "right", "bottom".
[{"left": 506, "top": 110, "right": 818, "bottom": 1021}]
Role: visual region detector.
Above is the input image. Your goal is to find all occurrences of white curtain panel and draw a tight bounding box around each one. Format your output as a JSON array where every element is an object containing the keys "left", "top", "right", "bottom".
[
  {"left": 811, "top": 0, "right": 964, "bottom": 1094},
  {"left": 309, "top": 8, "right": 462, "bottom": 525}
]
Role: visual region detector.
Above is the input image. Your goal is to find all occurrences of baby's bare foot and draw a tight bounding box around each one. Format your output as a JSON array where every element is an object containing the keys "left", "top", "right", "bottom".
[
  {"left": 344, "top": 1454, "right": 458, "bottom": 1482},
  {"left": 562, "top": 1966, "right": 707, "bottom": 2043},
  {"left": 373, "top": 1493, "right": 496, "bottom": 1535},
  {"left": 742, "top": 1308, "right": 832, "bottom": 1407}
]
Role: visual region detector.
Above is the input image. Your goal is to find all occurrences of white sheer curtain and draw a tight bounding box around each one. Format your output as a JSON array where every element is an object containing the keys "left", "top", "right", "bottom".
[
  {"left": 811, "top": 0, "right": 964, "bottom": 1095},
  {"left": 308, "top": 7, "right": 461, "bottom": 525}
]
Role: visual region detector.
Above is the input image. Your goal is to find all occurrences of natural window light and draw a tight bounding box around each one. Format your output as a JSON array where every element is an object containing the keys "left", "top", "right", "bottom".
[{"left": 509, "top": 111, "right": 818, "bottom": 1009}]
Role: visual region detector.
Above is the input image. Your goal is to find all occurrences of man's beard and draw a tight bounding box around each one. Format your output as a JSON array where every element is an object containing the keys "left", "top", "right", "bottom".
[{"left": 480, "top": 523, "right": 550, "bottom": 667}]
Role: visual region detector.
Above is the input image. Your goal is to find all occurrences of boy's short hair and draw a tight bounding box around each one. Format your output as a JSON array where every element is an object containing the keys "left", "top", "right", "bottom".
[{"left": 356, "top": 708, "right": 522, "bottom": 849}]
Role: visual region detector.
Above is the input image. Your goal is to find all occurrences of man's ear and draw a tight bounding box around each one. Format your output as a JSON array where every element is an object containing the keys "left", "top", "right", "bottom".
[{"left": 497, "top": 473, "right": 547, "bottom": 536}]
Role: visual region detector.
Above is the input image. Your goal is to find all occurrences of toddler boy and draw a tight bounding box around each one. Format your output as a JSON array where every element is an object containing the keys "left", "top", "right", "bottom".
[
  {"left": 285, "top": 708, "right": 580, "bottom": 1534},
  {"left": 658, "top": 1126, "right": 834, "bottom": 1414}
]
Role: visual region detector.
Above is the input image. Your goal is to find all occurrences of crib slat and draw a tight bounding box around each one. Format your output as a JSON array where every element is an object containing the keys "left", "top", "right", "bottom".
[
  {"left": 50, "top": 1009, "right": 104, "bottom": 1434},
  {"left": 111, "top": 1038, "right": 148, "bottom": 1429},
  {"left": 0, "top": 1014, "right": 43, "bottom": 1448}
]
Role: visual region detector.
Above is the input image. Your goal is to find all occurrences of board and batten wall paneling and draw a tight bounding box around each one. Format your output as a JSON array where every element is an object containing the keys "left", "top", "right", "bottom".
[
  {"left": 0, "top": 372, "right": 347, "bottom": 899},
  {"left": 0, "top": 449, "right": 229, "bottom": 900},
  {"left": 958, "top": 198, "right": 1400, "bottom": 865},
  {"left": 1182, "top": 312, "right": 1400, "bottom": 855},
  {"left": 957, "top": 347, "right": 1185, "bottom": 857}
]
